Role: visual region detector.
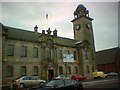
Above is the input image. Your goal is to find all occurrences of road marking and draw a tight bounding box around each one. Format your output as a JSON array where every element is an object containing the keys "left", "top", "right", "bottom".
[{"left": 82, "top": 79, "right": 118, "bottom": 86}]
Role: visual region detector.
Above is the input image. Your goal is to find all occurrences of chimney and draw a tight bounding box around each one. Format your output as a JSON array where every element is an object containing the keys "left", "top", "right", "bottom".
[
  {"left": 42, "top": 30, "right": 45, "bottom": 34},
  {"left": 47, "top": 28, "right": 51, "bottom": 35},
  {"left": 53, "top": 29, "right": 57, "bottom": 36},
  {"left": 34, "top": 25, "right": 38, "bottom": 32}
]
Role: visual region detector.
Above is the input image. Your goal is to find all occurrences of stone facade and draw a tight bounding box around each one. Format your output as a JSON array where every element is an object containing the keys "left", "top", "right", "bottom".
[
  {"left": 2, "top": 4, "right": 97, "bottom": 85},
  {"left": 71, "top": 4, "right": 97, "bottom": 78}
]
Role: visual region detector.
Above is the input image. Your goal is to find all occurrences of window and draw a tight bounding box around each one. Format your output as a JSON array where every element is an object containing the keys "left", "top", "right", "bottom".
[
  {"left": 65, "top": 79, "right": 76, "bottom": 86},
  {"left": 74, "top": 51, "right": 77, "bottom": 60},
  {"left": 75, "top": 66, "right": 78, "bottom": 74},
  {"left": 92, "top": 66, "right": 94, "bottom": 72},
  {"left": 23, "top": 77, "right": 30, "bottom": 80},
  {"left": 59, "top": 66, "right": 63, "bottom": 75},
  {"left": 33, "top": 47, "right": 38, "bottom": 58},
  {"left": 6, "top": 66, "right": 13, "bottom": 77},
  {"left": 86, "top": 66, "right": 90, "bottom": 73},
  {"left": 67, "top": 66, "right": 71, "bottom": 74},
  {"left": 46, "top": 80, "right": 64, "bottom": 87},
  {"left": 46, "top": 47, "right": 51, "bottom": 61},
  {"left": 57, "top": 50, "right": 62, "bottom": 59},
  {"left": 20, "top": 66, "right": 26, "bottom": 76},
  {"left": 83, "top": 48, "right": 88, "bottom": 59},
  {"left": 7, "top": 44, "right": 14, "bottom": 56},
  {"left": 33, "top": 66, "right": 38, "bottom": 76},
  {"left": 46, "top": 47, "right": 51, "bottom": 58},
  {"left": 21, "top": 46, "right": 27, "bottom": 57},
  {"left": 67, "top": 51, "right": 70, "bottom": 54},
  {"left": 85, "top": 49, "right": 88, "bottom": 59}
]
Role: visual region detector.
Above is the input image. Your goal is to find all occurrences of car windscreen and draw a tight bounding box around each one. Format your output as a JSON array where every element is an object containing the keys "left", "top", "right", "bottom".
[
  {"left": 64, "top": 79, "right": 77, "bottom": 86},
  {"left": 45, "top": 80, "right": 65, "bottom": 87}
]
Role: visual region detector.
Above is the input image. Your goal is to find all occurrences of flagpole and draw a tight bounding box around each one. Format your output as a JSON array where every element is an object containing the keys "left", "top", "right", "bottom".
[{"left": 46, "top": 14, "right": 49, "bottom": 29}]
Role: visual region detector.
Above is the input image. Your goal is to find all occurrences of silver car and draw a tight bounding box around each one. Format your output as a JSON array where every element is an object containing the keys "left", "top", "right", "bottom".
[
  {"left": 12, "top": 76, "right": 46, "bottom": 89},
  {"left": 53, "top": 75, "right": 69, "bottom": 79}
]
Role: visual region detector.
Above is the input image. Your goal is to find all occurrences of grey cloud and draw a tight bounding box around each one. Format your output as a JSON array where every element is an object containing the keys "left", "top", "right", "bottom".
[{"left": 2, "top": 2, "right": 118, "bottom": 51}]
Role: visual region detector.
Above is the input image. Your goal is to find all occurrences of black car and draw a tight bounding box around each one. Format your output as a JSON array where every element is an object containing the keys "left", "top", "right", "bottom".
[{"left": 28, "top": 79, "right": 83, "bottom": 90}]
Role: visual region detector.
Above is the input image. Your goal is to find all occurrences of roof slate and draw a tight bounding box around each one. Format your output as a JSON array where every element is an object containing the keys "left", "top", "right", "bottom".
[
  {"left": 5, "top": 26, "right": 41, "bottom": 42},
  {"left": 5, "top": 26, "right": 76, "bottom": 47},
  {"left": 96, "top": 47, "right": 119, "bottom": 64}
]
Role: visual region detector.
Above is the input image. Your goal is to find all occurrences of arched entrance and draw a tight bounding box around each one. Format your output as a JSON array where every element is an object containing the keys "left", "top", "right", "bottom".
[{"left": 48, "top": 69, "right": 54, "bottom": 80}]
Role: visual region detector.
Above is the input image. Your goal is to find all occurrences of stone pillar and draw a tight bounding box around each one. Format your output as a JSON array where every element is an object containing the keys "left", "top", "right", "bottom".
[
  {"left": 40, "top": 44, "right": 48, "bottom": 80},
  {"left": 53, "top": 46, "right": 58, "bottom": 76}
]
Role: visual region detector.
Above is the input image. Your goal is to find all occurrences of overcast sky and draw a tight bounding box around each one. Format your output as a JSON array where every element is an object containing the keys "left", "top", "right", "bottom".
[{"left": 1, "top": 1, "right": 119, "bottom": 51}]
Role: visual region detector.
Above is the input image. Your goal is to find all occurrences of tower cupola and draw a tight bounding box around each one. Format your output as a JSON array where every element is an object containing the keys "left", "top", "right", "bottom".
[{"left": 74, "top": 4, "right": 89, "bottom": 18}]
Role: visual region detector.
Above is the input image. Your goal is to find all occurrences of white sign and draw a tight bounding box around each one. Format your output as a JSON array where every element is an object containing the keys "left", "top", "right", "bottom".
[{"left": 63, "top": 54, "right": 74, "bottom": 62}]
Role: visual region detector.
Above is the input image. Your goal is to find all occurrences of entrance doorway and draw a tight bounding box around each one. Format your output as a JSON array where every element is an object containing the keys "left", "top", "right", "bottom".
[{"left": 48, "top": 69, "right": 54, "bottom": 80}]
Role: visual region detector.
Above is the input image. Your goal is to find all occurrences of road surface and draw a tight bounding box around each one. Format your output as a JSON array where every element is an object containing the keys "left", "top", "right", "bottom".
[{"left": 82, "top": 77, "right": 119, "bottom": 89}]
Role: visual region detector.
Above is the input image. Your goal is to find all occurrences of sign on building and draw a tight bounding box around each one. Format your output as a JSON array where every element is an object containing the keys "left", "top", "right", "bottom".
[{"left": 63, "top": 54, "right": 74, "bottom": 62}]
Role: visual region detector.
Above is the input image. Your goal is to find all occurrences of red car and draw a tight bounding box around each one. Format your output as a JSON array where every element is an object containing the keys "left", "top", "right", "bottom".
[{"left": 71, "top": 74, "right": 86, "bottom": 81}]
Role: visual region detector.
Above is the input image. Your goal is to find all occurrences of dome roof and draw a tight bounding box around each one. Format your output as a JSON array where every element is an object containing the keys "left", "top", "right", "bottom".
[{"left": 75, "top": 4, "right": 86, "bottom": 12}]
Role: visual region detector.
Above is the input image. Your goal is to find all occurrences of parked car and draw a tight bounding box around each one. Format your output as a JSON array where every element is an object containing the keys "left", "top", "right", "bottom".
[
  {"left": 28, "top": 79, "right": 83, "bottom": 90},
  {"left": 107, "top": 72, "right": 118, "bottom": 76},
  {"left": 53, "top": 75, "right": 68, "bottom": 79},
  {"left": 71, "top": 74, "right": 86, "bottom": 81},
  {"left": 12, "top": 76, "right": 46, "bottom": 89},
  {"left": 92, "top": 71, "right": 107, "bottom": 79}
]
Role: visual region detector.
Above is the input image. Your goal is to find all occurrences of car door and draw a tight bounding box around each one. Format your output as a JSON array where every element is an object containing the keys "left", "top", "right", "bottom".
[
  {"left": 22, "top": 76, "right": 31, "bottom": 87},
  {"left": 64, "top": 79, "right": 80, "bottom": 90},
  {"left": 30, "top": 77, "right": 39, "bottom": 86},
  {"left": 52, "top": 79, "right": 66, "bottom": 90},
  {"left": 64, "top": 79, "right": 74, "bottom": 90},
  {"left": 54, "top": 79, "right": 74, "bottom": 90}
]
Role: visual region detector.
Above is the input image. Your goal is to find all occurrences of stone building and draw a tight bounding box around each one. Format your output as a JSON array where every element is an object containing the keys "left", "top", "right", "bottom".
[{"left": 2, "top": 4, "right": 97, "bottom": 85}]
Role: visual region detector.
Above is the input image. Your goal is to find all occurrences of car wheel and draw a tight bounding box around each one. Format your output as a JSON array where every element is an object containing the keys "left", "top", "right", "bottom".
[
  {"left": 97, "top": 76, "right": 101, "bottom": 79},
  {"left": 20, "top": 83, "right": 24, "bottom": 88},
  {"left": 39, "top": 82, "right": 44, "bottom": 85}
]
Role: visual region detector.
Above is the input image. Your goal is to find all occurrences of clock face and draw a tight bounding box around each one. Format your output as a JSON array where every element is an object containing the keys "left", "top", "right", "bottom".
[
  {"left": 76, "top": 24, "right": 81, "bottom": 30},
  {"left": 86, "top": 23, "right": 91, "bottom": 29}
]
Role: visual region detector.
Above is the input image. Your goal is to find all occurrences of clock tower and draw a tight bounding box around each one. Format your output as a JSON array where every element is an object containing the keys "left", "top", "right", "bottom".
[{"left": 71, "top": 4, "right": 97, "bottom": 78}]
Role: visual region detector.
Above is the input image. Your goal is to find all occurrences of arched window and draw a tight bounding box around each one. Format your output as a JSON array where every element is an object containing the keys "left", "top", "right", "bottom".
[
  {"left": 67, "top": 66, "right": 71, "bottom": 74},
  {"left": 74, "top": 51, "right": 77, "bottom": 60},
  {"left": 83, "top": 48, "right": 88, "bottom": 59},
  {"left": 59, "top": 66, "right": 63, "bottom": 75},
  {"left": 21, "top": 66, "right": 26, "bottom": 76},
  {"left": 92, "top": 66, "right": 94, "bottom": 72},
  {"left": 75, "top": 66, "right": 78, "bottom": 74},
  {"left": 84, "top": 48, "right": 88, "bottom": 59},
  {"left": 57, "top": 50, "right": 62, "bottom": 59},
  {"left": 86, "top": 66, "right": 90, "bottom": 73},
  {"left": 6, "top": 66, "right": 13, "bottom": 77},
  {"left": 33, "top": 66, "right": 38, "bottom": 76},
  {"left": 46, "top": 47, "right": 51, "bottom": 61}
]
